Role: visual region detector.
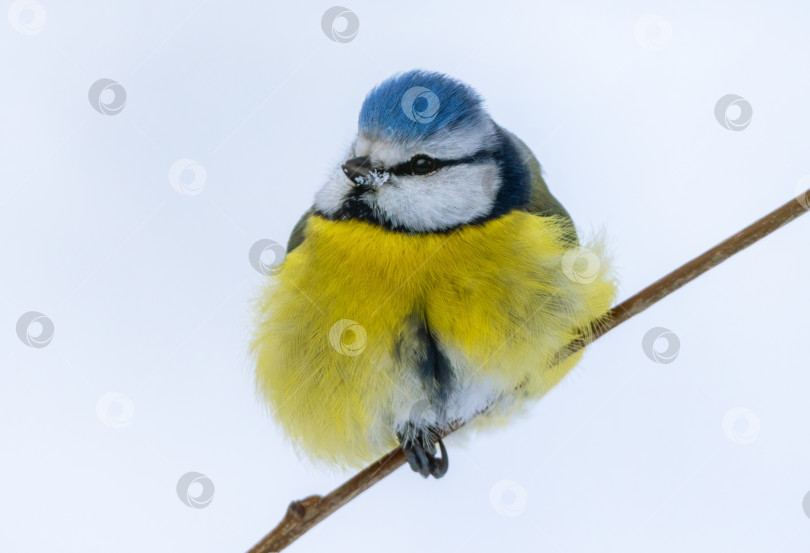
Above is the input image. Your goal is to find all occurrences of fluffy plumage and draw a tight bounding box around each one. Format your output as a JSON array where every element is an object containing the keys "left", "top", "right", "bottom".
[
  {"left": 252, "top": 214, "right": 615, "bottom": 468},
  {"left": 358, "top": 70, "right": 486, "bottom": 143},
  {"left": 252, "top": 70, "right": 617, "bottom": 470}
]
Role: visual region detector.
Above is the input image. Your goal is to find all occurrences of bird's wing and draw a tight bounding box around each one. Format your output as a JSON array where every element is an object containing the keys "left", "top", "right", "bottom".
[
  {"left": 286, "top": 207, "right": 314, "bottom": 253},
  {"left": 500, "top": 127, "right": 578, "bottom": 245}
]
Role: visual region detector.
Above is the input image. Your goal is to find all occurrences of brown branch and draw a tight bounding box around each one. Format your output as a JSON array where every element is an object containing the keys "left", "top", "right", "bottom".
[{"left": 248, "top": 190, "right": 810, "bottom": 553}]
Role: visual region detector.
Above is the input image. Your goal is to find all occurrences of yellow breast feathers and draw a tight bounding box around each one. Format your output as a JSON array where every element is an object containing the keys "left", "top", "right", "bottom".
[{"left": 252, "top": 211, "right": 615, "bottom": 468}]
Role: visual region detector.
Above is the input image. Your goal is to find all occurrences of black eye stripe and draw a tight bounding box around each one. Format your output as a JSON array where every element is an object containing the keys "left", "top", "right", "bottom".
[{"left": 388, "top": 149, "right": 496, "bottom": 176}]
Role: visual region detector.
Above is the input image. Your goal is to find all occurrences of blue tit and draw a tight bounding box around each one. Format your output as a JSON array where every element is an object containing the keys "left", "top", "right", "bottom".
[{"left": 252, "top": 70, "right": 615, "bottom": 478}]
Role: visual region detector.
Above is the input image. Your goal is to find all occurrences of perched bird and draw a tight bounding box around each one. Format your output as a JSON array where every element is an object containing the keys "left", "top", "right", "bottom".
[{"left": 252, "top": 70, "right": 615, "bottom": 478}]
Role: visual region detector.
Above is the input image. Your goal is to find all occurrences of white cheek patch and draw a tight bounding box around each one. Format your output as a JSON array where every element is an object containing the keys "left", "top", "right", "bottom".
[
  {"left": 313, "top": 165, "right": 354, "bottom": 216},
  {"left": 314, "top": 142, "right": 357, "bottom": 216},
  {"left": 314, "top": 121, "right": 504, "bottom": 229},
  {"left": 374, "top": 163, "right": 500, "bottom": 232}
]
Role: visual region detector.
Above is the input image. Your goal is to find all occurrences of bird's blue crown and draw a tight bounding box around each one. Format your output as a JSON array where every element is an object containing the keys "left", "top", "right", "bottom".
[{"left": 358, "top": 70, "right": 486, "bottom": 142}]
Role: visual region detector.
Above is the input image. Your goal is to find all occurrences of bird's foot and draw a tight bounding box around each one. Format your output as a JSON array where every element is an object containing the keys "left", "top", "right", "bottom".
[{"left": 398, "top": 426, "right": 449, "bottom": 479}]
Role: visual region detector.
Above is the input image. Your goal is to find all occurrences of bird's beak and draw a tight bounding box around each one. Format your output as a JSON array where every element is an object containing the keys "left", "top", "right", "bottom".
[{"left": 342, "top": 156, "right": 377, "bottom": 187}]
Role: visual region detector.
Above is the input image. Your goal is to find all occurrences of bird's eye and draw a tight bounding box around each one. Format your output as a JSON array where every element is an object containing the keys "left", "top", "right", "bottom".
[{"left": 410, "top": 155, "right": 438, "bottom": 176}]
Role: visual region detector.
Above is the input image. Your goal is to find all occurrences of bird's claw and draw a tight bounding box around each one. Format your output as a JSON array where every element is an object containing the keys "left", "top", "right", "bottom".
[{"left": 399, "top": 428, "right": 449, "bottom": 479}]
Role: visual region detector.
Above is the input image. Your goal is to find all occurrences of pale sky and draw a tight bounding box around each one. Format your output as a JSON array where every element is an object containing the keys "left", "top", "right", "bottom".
[{"left": 2, "top": 1, "right": 810, "bottom": 552}]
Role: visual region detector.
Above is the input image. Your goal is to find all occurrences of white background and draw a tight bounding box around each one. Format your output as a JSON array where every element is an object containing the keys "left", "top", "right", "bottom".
[{"left": 2, "top": 1, "right": 809, "bottom": 552}]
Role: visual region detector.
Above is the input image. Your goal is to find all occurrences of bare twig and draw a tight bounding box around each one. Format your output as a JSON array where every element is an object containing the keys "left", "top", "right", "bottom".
[{"left": 248, "top": 191, "right": 810, "bottom": 553}]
